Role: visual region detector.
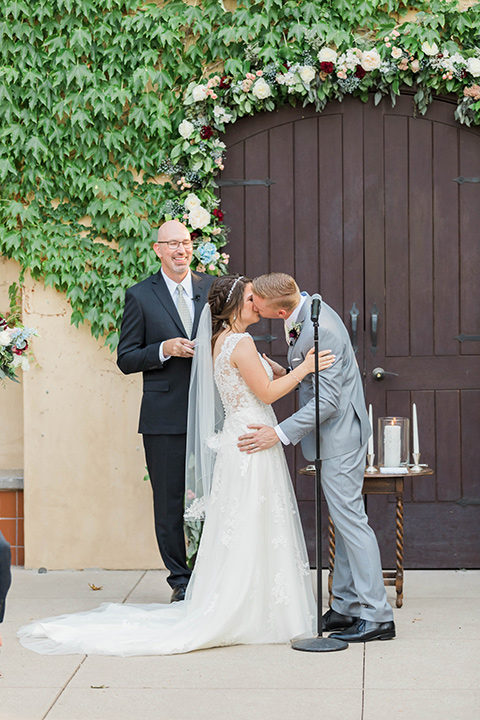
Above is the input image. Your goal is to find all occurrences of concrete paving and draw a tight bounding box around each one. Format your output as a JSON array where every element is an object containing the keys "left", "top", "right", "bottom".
[{"left": 1, "top": 568, "right": 479, "bottom": 720}]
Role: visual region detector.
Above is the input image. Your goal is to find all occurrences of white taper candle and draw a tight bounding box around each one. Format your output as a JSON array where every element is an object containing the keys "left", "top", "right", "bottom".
[
  {"left": 412, "top": 403, "right": 420, "bottom": 454},
  {"left": 368, "top": 404, "right": 374, "bottom": 454}
]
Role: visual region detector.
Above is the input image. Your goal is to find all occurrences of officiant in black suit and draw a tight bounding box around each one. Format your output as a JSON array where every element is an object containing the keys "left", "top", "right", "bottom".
[{"left": 117, "top": 220, "right": 214, "bottom": 603}]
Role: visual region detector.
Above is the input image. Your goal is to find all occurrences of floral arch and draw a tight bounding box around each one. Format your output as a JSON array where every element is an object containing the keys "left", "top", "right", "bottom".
[{"left": 1, "top": 0, "right": 480, "bottom": 347}]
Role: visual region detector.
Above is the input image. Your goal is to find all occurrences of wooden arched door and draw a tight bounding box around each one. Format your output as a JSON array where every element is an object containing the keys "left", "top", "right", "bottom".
[{"left": 219, "top": 94, "right": 480, "bottom": 569}]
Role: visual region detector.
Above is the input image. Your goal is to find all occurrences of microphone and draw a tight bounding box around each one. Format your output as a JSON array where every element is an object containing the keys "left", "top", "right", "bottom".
[
  {"left": 311, "top": 294, "right": 322, "bottom": 323},
  {"left": 194, "top": 295, "right": 200, "bottom": 302}
]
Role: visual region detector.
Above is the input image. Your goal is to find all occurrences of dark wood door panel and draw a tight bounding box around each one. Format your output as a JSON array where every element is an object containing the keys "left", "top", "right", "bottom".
[{"left": 220, "top": 95, "right": 480, "bottom": 568}]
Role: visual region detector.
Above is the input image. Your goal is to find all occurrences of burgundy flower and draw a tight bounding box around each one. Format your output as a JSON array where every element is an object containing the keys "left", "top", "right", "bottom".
[
  {"left": 320, "top": 61, "right": 335, "bottom": 74},
  {"left": 213, "top": 208, "right": 224, "bottom": 222},
  {"left": 200, "top": 125, "right": 214, "bottom": 140},
  {"left": 355, "top": 64, "right": 367, "bottom": 79},
  {"left": 13, "top": 346, "right": 23, "bottom": 355},
  {"left": 460, "top": 68, "right": 467, "bottom": 79},
  {"left": 219, "top": 76, "right": 231, "bottom": 89}
]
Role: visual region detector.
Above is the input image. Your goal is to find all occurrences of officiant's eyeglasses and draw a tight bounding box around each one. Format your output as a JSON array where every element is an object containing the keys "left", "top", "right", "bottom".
[{"left": 157, "top": 240, "right": 193, "bottom": 250}]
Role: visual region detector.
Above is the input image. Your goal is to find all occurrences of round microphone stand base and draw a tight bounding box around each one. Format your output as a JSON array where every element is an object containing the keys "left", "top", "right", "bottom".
[{"left": 291, "top": 636, "right": 349, "bottom": 652}]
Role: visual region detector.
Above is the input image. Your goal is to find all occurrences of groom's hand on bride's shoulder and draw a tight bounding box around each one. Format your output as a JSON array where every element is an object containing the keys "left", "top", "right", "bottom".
[{"left": 238, "top": 424, "right": 279, "bottom": 453}]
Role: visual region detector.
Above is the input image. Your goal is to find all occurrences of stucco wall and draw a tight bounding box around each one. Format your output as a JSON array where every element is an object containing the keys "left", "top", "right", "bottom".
[
  {"left": 1, "top": 258, "right": 164, "bottom": 569},
  {"left": 0, "top": 258, "right": 24, "bottom": 470}
]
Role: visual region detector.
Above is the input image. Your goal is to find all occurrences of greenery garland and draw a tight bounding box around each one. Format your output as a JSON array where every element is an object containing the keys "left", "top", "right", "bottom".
[{"left": 1, "top": 0, "right": 479, "bottom": 349}]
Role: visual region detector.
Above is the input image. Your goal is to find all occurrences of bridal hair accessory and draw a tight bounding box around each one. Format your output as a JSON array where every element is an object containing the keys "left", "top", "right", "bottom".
[{"left": 226, "top": 276, "right": 243, "bottom": 304}]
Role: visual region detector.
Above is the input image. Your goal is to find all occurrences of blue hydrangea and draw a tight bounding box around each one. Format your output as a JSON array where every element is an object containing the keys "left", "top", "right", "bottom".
[{"left": 198, "top": 242, "right": 217, "bottom": 264}]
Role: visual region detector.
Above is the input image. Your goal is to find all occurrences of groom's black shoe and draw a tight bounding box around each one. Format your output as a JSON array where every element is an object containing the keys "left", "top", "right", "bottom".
[
  {"left": 329, "top": 618, "right": 396, "bottom": 643},
  {"left": 170, "top": 584, "right": 188, "bottom": 603},
  {"left": 322, "top": 608, "right": 359, "bottom": 632}
]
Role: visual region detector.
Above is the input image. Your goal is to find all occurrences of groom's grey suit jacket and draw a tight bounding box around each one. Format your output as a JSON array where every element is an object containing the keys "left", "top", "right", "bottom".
[{"left": 279, "top": 294, "right": 371, "bottom": 462}]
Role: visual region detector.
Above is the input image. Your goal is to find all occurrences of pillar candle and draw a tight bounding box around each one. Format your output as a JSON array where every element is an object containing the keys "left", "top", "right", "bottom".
[{"left": 384, "top": 420, "right": 401, "bottom": 466}]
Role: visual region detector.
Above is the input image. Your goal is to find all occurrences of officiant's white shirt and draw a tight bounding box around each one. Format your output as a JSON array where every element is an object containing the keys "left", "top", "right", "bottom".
[{"left": 159, "top": 268, "right": 194, "bottom": 363}]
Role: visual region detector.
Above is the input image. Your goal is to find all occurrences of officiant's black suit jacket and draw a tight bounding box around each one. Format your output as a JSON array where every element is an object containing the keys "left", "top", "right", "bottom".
[{"left": 117, "top": 269, "right": 214, "bottom": 434}]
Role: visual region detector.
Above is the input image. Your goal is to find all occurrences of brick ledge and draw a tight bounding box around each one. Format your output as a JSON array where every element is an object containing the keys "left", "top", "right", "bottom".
[{"left": 0, "top": 469, "right": 24, "bottom": 491}]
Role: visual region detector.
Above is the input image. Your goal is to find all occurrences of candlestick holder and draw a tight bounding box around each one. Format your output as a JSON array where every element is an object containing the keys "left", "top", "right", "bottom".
[
  {"left": 366, "top": 453, "right": 377, "bottom": 473},
  {"left": 411, "top": 452, "right": 422, "bottom": 473}
]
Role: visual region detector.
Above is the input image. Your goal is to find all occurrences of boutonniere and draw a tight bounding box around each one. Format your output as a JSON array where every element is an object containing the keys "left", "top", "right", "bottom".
[{"left": 288, "top": 322, "right": 302, "bottom": 346}]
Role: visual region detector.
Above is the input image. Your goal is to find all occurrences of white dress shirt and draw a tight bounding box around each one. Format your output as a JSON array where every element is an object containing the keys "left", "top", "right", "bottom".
[{"left": 159, "top": 269, "right": 194, "bottom": 363}]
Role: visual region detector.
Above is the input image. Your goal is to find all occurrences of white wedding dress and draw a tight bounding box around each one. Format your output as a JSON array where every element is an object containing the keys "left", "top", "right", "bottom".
[{"left": 18, "top": 333, "right": 316, "bottom": 656}]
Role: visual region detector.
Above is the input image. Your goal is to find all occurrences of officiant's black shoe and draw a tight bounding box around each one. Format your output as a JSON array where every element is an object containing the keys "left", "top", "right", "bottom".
[
  {"left": 329, "top": 619, "right": 396, "bottom": 643},
  {"left": 322, "top": 608, "right": 359, "bottom": 632},
  {"left": 170, "top": 584, "right": 188, "bottom": 603}
]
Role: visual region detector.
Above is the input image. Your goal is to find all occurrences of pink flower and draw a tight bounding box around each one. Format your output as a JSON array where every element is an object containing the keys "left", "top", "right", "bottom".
[
  {"left": 385, "top": 42, "right": 391, "bottom": 48},
  {"left": 256, "top": 70, "right": 263, "bottom": 76},
  {"left": 209, "top": 264, "right": 215, "bottom": 271},
  {"left": 392, "top": 29, "right": 400, "bottom": 37},
  {"left": 186, "top": 489, "right": 196, "bottom": 500},
  {"left": 246, "top": 72, "right": 256, "bottom": 81},
  {"left": 242, "top": 79, "right": 253, "bottom": 91}
]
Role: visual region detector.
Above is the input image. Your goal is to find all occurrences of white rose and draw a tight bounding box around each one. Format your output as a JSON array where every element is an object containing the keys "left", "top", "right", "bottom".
[
  {"left": 188, "top": 206, "right": 211, "bottom": 229},
  {"left": 184, "top": 193, "right": 201, "bottom": 211},
  {"left": 12, "top": 354, "right": 23, "bottom": 368},
  {"left": 252, "top": 78, "right": 272, "bottom": 99},
  {"left": 318, "top": 47, "right": 337, "bottom": 63},
  {"left": 467, "top": 57, "right": 480, "bottom": 77},
  {"left": 298, "top": 65, "right": 316, "bottom": 84},
  {"left": 361, "top": 49, "right": 381, "bottom": 71},
  {"left": 0, "top": 329, "right": 13, "bottom": 346},
  {"left": 421, "top": 41, "right": 439, "bottom": 57},
  {"left": 178, "top": 119, "right": 194, "bottom": 138},
  {"left": 391, "top": 47, "right": 403, "bottom": 60},
  {"left": 192, "top": 84, "right": 208, "bottom": 101}
]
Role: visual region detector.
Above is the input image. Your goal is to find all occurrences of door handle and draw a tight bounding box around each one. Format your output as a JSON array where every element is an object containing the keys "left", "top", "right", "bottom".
[
  {"left": 372, "top": 367, "right": 399, "bottom": 381},
  {"left": 349, "top": 302, "right": 359, "bottom": 353},
  {"left": 371, "top": 303, "right": 379, "bottom": 355}
]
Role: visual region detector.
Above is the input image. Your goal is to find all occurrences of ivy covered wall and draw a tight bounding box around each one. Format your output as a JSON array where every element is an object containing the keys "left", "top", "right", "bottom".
[{"left": 1, "top": 0, "right": 479, "bottom": 348}]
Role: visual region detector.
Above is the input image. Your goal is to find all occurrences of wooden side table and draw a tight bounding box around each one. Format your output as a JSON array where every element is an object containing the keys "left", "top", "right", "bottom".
[{"left": 299, "top": 466, "right": 434, "bottom": 608}]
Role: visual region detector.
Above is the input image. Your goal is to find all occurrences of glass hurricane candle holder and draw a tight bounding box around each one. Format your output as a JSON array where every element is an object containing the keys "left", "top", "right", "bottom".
[{"left": 377, "top": 417, "right": 410, "bottom": 467}]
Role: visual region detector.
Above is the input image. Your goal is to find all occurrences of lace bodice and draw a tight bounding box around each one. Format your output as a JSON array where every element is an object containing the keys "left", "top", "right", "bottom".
[{"left": 214, "top": 333, "right": 277, "bottom": 425}]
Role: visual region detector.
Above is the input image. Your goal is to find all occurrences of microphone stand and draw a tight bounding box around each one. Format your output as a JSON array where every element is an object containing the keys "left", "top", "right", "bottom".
[{"left": 292, "top": 297, "right": 348, "bottom": 653}]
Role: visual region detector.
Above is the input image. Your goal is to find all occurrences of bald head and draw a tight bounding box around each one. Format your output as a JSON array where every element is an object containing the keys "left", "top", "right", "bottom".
[
  {"left": 157, "top": 219, "right": 189, "bottom": 243},
  {"left": 153, "top": 220, "right": 193, "bottom": 281}
]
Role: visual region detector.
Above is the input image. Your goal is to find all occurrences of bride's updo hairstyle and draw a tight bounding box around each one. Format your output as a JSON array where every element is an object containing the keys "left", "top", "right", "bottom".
[{"left": 208, "top": 274, "right": 252, "bottom": 350}]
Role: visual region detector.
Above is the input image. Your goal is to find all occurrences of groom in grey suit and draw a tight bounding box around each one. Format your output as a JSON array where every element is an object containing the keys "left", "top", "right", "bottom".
[{"left": 238, "top": 273, "right": 395, "bottom": 643}]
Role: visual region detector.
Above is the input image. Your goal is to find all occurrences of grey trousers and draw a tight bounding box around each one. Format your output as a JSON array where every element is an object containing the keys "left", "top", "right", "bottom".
[{"left": 321, "top": 443, "right": 393, "bottom": 623}]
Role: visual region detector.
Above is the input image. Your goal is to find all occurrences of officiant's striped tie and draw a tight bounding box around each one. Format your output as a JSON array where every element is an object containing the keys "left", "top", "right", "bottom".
[{"left": 176, "top": 284, "right": 192, "bottom": 338}]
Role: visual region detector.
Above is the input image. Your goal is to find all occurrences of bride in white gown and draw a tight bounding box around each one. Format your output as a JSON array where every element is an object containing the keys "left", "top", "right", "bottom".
[{"left": 18, "top": 275, "right": 334, "bottom": 656}]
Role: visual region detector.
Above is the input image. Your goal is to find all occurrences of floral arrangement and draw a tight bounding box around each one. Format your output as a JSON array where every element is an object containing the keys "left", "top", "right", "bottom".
[
  {"left": 0, "top": 285, "right": 37, "bottom": 383},
  {"left": 0, "top": 316, "right": 37, "bottom": 383},
  {"left": 159, "top": 30, "right": 480, "bottom": 275}
]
